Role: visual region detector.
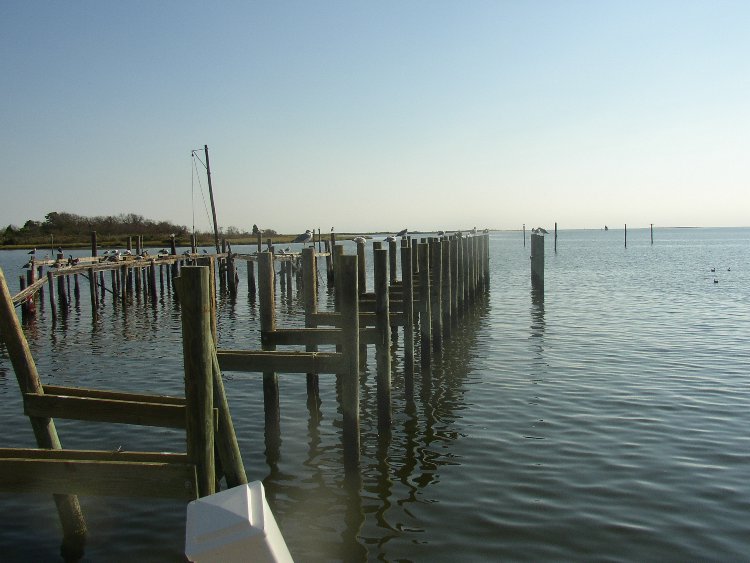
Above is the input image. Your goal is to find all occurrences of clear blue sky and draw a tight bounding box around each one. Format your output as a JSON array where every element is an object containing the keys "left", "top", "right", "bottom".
[{"left": 2, "top": 1, "right": 748, "bottom": 234}]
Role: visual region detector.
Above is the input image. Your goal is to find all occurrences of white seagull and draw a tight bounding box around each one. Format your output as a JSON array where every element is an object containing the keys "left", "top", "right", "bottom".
[{"left": 292, "top": 229, "right": 314, "bottom": 245}]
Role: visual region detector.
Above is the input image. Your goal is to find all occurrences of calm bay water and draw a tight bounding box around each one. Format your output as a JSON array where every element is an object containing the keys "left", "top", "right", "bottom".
[{"left": 1, "top": 227, "right": 749, "bottom": 561}]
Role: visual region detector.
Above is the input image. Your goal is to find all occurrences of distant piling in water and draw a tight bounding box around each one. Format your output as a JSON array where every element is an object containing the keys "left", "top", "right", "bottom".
[
  {"left": 651, "top": 223, "right": 653, "bottom": 245},
  {"left": 625, "top": 224, "right": 627, "bottom": 248},
  {"left": 554, "top": 222, "right": 558, "bottom": 253},
  {"left": 530, "top": 232, "right": 544, "bottom": 293}
]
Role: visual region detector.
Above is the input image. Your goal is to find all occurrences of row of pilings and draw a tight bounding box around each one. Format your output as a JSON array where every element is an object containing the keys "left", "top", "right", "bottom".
[{"left": 186, "top": 232, "right": 491, "bottom": 471}]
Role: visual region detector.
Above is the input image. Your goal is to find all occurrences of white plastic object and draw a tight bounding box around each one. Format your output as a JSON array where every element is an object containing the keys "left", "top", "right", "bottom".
[{"left": 185, "top": 481, "right": 294, "bottom": 562}]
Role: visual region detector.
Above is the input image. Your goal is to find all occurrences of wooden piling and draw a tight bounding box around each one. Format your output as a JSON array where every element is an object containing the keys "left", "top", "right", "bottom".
[
  {"left": 88, "top": 268, "right": 98, "bottom": 321},
  {"left": 47, "top": 272, "right": 57, "bottom": 321},
  {"left": 531, "top": 232, "right": 544, "bottom": 292},
  {"left": 554, "top": 222, "right": 558, "bottom": 253},
  {"left": 651, "top": 223, "right": 654, "bottom": 245},
  {"left": 338, "top": 255, "right": 360, "bottom": 470},
  {"left": 258, "top": 253, "right": 280, "bottom": 434},
  {"left": 429, "top": 240, "right": 442, "bottom": 353},
  {"left": 247, "top": 260, "right": 256, "bottom": 298},
  {"left": 400, "top": 240, "right": 415, "bottom": 397},
  {"left": 324, "top": 241, "right": 333, "bottom": 286},
  {"left": 418, "top": 243, "right": 431, "bottom": 367},
  {"left": 302, "top": 248, "right": 320, "bottom": 402},
  {"left": 374, "top": 248, "right": 392, "bottom": 430},
  {"left": 625, "top": 224, "right": 627, "bottom": 248},
  {"left": 174, "top": 266, "right": 215, "bottom": 498},
  {"left": 356, "top": 239, "right": 366, "bottom": 295},
  {"left": 441, "top": 238, "right": 451, "bottom": 339},
  {"left": 388, "top": 239, "right": 398, "bottom": 285},
  {"left": 0, "top": 267, "right": 87, "bottom": 559}
]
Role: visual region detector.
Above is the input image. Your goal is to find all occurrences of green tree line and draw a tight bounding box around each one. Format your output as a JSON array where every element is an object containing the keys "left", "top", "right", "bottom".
[{"left": 1, "top": 212, "right": 278, "bottom": 248}]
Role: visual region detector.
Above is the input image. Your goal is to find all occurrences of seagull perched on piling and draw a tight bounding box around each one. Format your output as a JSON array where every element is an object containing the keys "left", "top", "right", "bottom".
[
  {"left": 396, "top": 228, "right": 408, "bottom": 237},
  {"left": 353, "top": 236, "right": 366, "bottom": 244},
  {"left": 531, "top": 227, "right": 548, "bottom": 234},
  {"left": 27, "top": 248, "right": 36, "bottom": 255},
  {"left": 385, "top": 235, "right": 397, "bottom": 242},
  {"left": 292, "top": 229, "right": 314, "bottom": 245}
]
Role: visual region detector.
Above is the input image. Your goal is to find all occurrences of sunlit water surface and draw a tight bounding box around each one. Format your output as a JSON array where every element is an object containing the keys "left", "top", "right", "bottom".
[{"left": 1, "top": 227, "right": 749, "bottom": 561}]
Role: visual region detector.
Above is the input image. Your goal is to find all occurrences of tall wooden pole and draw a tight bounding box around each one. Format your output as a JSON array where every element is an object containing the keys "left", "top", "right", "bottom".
[
  {"left": 204, "top": 145, "right": 221, "bottom": 254},
  {"left": 0, "top": 267, "right": 87, "bottom": 559}
]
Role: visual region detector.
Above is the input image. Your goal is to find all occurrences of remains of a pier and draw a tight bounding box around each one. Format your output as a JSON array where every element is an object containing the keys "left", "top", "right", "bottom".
[
  {"left": 203, "top": 230, "right": 491, "bottom": 470},
  {"left": 0, "top": 229, "right": 490, "bottom": 555}
]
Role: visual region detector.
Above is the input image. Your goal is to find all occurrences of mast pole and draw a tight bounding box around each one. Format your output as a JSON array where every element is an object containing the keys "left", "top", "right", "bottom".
[{"left": 204, "top": 144, "right": 221, "bottom": 254}]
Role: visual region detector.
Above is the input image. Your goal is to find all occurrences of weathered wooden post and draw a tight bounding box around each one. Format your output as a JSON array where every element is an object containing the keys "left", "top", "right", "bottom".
[
  {"left": 258, "top": 252, "right": 280, "bottom": 435},
  {"left": 302, "top": 248, "right": 320, "bottom": 403},
  {"left": 651, "top": 223, "right": 654, "bottom": 245},
  {"left": 441, "top": 238, "right": 451, "bottom": 339},
  {"left": 0, "top": 267, "right": 87, "bottom": 559},
  {"left": 523, "top": 224, "right": 526, "bottom": 247},
  {"left": 625, "top": 224, "right": 627, "bottom": 248},
  {"left": 333, "top": 245, "right": 345, "bottom": 309},
  {"left": 246, "top": 260, "right": 256, "bottom": 299},
  {"left": 554, "top": 222, "right": 558, "bottom": 253},
  {"left": 388, "top": 239, "right": 398, "bottom": 285},
  {"left": 87, "top": 267, "right": 98, "bottom": 321},
  {"left": 338, "top": 254, "right": 360, "bottom": 471},
  {"left": 47, "top": 271, "right": 57, "bottom": 321},
  {"left": 120, "top": 265, "right": 128, "bottom": 308},
  {"left": 531, "top": 232, "right": 544, "bottom": 293},
  {"left": 429, "top": 239, "right": 442, "bottom": 354},
  {"left": 329, "top": 230, "right": 337, "bottom": 286},
  {"left": 374, "top": 248, "right": 392, "bottom": 430},
  {"left": 149, "top": 260, "right": 157, "bottom": 305},
  {"left": 174, "top": 266, "right": 216, "bottom": 498},
  {"left": 400, "top": 240, "right": 415, "bottom": 398},
  {"left": 418, "top": 243, "right": 432, "bottom": 367},
  {"left": 356, "top": 239, "right": 366, "bottom": 295}
]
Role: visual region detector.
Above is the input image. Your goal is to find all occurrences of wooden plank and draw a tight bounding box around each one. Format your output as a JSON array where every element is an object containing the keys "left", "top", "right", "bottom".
[
  {"left": 0, "top": 458, "right": 198, "bottom": 500},
  {"left": 266, "top": 327, "right": 380, "bottom": 346},
  {"left": 42, "top": 385, "right": 186, "bottom": 405},
  {"left": 217, "top": 350, "right": 343, "bottom": 374},
  {"left": 266, "top": 328, "right": 342, "bottom": 346},
  {"left": 11, "top": 276, "right": 48, "bottom": 306},
  {"left": 24, "top": 393, "right": 193, "bottom": 429},
  {"left": 309, "top": 311, "right": 404, "bottom": 328},
  {"left": 0, "top": 448, "right": 188, "bottom": 463}
]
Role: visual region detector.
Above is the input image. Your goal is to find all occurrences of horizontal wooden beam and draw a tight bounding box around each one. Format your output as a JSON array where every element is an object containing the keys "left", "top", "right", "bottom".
[
  {"left": 309, "top": 311, "right": 404, "bottom": 328},
  {"left": 265, "top": 327, "right": 381, "bottom": 346},
  {"left": 11, "top": 277, "right": 48, "bottom": 306},
  {"left": 23, "top": 393, "right": 215, "bottom": 429},
  {"left": 0, "top": 448, "right": 188, "bottom": 463},
  {"left": 265, "top": 328, "right": 342, "bottom": 346},
  {"left": 217, "top": 350, "right": 343, "bottom": 374},
  {"left": 0, "top": 457, "right": 197, "bottom": 499},
  {"left": 42, "top": 385, "right": 186, "bottom": 405}
]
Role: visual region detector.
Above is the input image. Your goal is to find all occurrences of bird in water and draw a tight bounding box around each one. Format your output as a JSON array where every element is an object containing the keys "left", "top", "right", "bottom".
[
  {"left": 710, "top": 267, "right": 715, "bottom": 272},
  {"left": 714, "top": 278, "right": 719, "bottom": 284}
]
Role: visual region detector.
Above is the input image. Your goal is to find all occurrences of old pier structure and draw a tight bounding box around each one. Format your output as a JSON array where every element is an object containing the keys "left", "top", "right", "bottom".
[{"left": 0, "top": 229, "right": 490, "bottom": 555}]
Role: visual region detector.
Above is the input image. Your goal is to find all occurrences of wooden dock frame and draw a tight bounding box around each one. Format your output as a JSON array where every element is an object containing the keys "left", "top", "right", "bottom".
[{"left": 0, "top": 265, "right": 247, "bottom": 559}]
